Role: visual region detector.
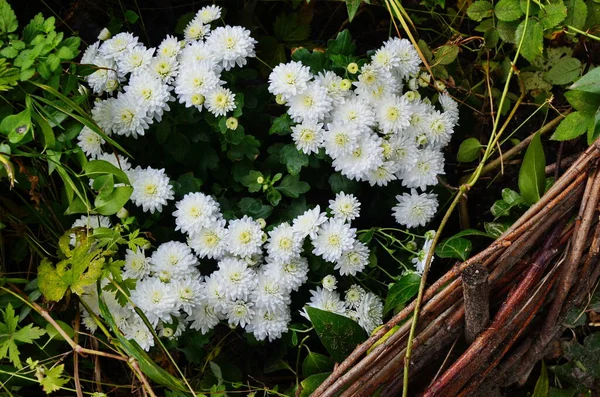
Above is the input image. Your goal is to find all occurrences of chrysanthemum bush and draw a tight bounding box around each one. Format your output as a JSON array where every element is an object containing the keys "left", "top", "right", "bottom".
[{"left": 20, "top": 4, "right": 464, "bottom": 393}]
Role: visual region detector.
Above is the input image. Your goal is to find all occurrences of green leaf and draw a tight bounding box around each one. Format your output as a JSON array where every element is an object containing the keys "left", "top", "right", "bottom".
[
  {"left": 302, "top": 352, "right": 334, "bottom": 377},
  {"left": 38, "top": 233, "right": 105, "bottom": 301},
  {"left": 570, "top": 66, "right": 600, "bottom": 93},
  {"left": 238, "top": 197, "right": 273, "bottom": 219},
  {"left": 276, "top": 174, "right": 310, "bottom": 198},
  {"left": 497, "top": 20, "right": 520, "bottom": 43},
  {"left": 532, "top": 361, "right": 549, "bottom": 397},
  {"left": 299, "top": 372, "right": 331, "bottom": 397},
  {"left": 346, "top": 0, "right": 361, "bottom": 21},
  {"left": 515, "top": 19, "right": 544, "bottom": 63},
  {"left": 485, "top": 222, "right": 509, "bottom": 238},
  {"left": 435, "top": 237, "right": 472, "bottom": 260},
  {"left": 434, "top": 45, "right": 459, "bottom": 65},
  {"left": 467, "top": 0, "right": 494, "bottom": 21},
  {"left": 84, "top": 160, "right": 130, "bottom": 184},
  {"left": 274, "top": 13, "right": 310, "bottom": 43},
  {"left": 564, "top": 90, "right": 600, "bottom": 114},
  {"left": 124, "top": 10, "right": 139, "bottom": 24},
  {"left": 383, "top": 273, "right": 421, "bottom": 314},
  {"left": 551, "top": 112, "right": 590, "bottom": 141},
  {"left": 0, "top": 304, "right": 45, "bottom": 369},
  {"left": 0, "top": 108, "right": 31, "bottom": 144},
  {"left": 457, "top": 137, "right": 482, "bottom": 162},
  {"left": 495, "top": 0, "right": 523, "bottom": 21},
  {"left": 305, "top": 307, "right": 366, "bottom": 362},
  {"left": 327, "top": 30, "right": 356, "bottom": 56},
  {"left": 280, "top": 144, "right": 309, "bottom": 175},
  {"left": 94, "top": 186, "right": 133, "bottom": 216},
  {"left": 269, "top": 114, "right": 294, "bottom": 135},
  {"left": 564, "top": 0, "right": 587, "bottom": 30},
  {"left": 292, "top": 47, "right": 327, "bottom": 74},
  {"left": 589, "top": 110, "right": 600, "bottom": 145},
  {"left": 0, "top": 0, "right": 18, "bottom": 35},
  {"left": 518, "top": 132, "right": 546, "bottom": 204},
  {"left": 39, "top": 364, "right": 69, "bottom": 393},
  {"left": 56, "top": 46, "right": 74, "bottom": 60},
  {"left": 45, "top": 320, "right": 74, "bottom": 342},
  {"left": 266, "top": 188, "right": 282, "bottom": 206},
  {"left": 539, "top": 2, "right": 567, "bottom": 29},
  {"left": 545, "top": 57, "right": 581, "bottom": 85}
]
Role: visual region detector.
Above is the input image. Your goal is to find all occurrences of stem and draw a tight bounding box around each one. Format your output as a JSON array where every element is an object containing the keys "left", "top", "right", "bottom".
[{"left": 566, "top": 25, "right": 600, "bottom": 41}]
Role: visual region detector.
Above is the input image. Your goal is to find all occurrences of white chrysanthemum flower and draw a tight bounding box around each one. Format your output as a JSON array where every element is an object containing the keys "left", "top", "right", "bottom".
[
  {"left": 335, "top": 240, "right": 369, "bottom": 276},
  {"left": 149, "top": 55, "right": 179, "bottom": 83},
  {"left": 77, "top": 126, "right": 105, "bottom": 159},
  {"left": 322, "top": 275, "right": 337, "bottom": 291},
  {"left": 179, "top": 41, "right": 215, "bottom": 65},
  {"left": 372, "top": 44, "right": 400, "bottom": 71},
  {"left": 251, "top": 271, "right": 291, "bottom": 312},
  {"left": 117, "top": 45, "right": 155, "bottom": 76},
  {"left": 174, "top": 60, "right": 222, "bottom": 109},
  {"left": 226, "top": 300, "right": 254, "bottom": 328},
  {"left": 80, "top": 308, "right": 98, "bottom": 333},
  {"left": 323, "top": 121, "right": 361, "bottom": 159},
  {"left": 205, "top": 86, "right": 236, "bottom": 116},
  {"left": 95, "top": 152, "right": 131, "bottom": 172},
  {"left": 86, "top": 56, "right": 120, "bottom": 94},
  {"left": 331, "top": 96, "right": 376, "bottom": 131},
  {"left": 385, "top": 37, "right": 421, "bottom": 80},
  {"left": 203, "top": 273, "right": 228, "bottom": 312},
  {"left": 125, "top": 73, "right": 173, "bottom": 121},
  {"left": 264, "top": 256, "right": 309, "bottom": 292},
  {"left": 399, "top": 149, "right": 445, "bottom": 190},
  {"left": 424, "top": 111, "right": 454, "bottom": 148},
  {"left": 123, "top": 247, "right": 151, "bottom": 280},
  {"left": 268, "top": 61, "right": 312, "bottom": 99},
  {"left": 99, "top": 32, "right": 139, "bottom": 61},
  {"left": 312, "top": 218, "right": 357, "bottom": 262},
  {"left": 439, "top": 92, "right": 459, "bottom": 124},
  {"left": 413, "top": 232, "right": 435, "bottom": 274},
  {"left": 301, "top": 287, "right": 346, "bottom": 318},
  {"left": 158, "top": 35, "right": 182, "bottom": 58},
  {"left": 367, "top": 160, "right": 400, "bottom": 187},
  {"left": 392, "top": 189, "right": 438, "bottom": 228},
  {"left": 292, "top": 206, "right": 328, "bottom": 239},
  {"left": 129, "top": 166, "right": 174, "bottom": 213},
  {"left": 123, "top": 317, "right": 155, "bottom": 351},
  {"left": 246, "top": 307, "right": 291, "bottom": 341},
  {"left": 329, "top": 192, "right": 361, "bottom": 223},
  {"left": 150, "top": 241, "right": 198, "bottom": 278},
  {"left": 174, "top": 278, "right": 203, "bottom": 315},
  {"left": 130, "top": 278, "right": 177, "bottom": 326},
  {"left": 91, "top": 98, "right": 116, "bottom": 135},
  {"left": 375, "top": 95, "right": 413, "bottom": 134},
  {"left": 332, "top": 132, "right": 384, "bottom": 181},
  {"left": 345, "top": 285, "right": 366, "bottom": 309},
  {"left": 205, "top": 26, "right": 257, "bottom": 70},
  {"left": 225, "top": 215, "right": 265, "bottom": 257},
  {"left": 356, "top": 292, "right": 383, "bottom": 333},
  {"left": 190, "top": 302, "right": 220, "bottom": 334},
  {"left": 315, "top": 70, "right": 348, "bottom": 104},
  {"left": 354, "top": 63, "right": 397, "bottom": 103},
  {"left": 111, "top": 93, "right": 153, "bottom": 138},
  {"left": 188, "top": 219, "right": 228, "bottom": 260},
  {"left": 184, "top": 18, "right": 210, "bottom": 42},
  {"left": 291, "top": 121, "right": 325, "bottom": 154},
  {"left": 173, "top": 192, "right": 220, "bottom": 235},
  {"left": 265, "top": 222, "right": 302, "bottom": 263},
  {"left": 215, "top": 257, "right": 257, "bottom": 301},
  {"left": 388, "top": 134, "right": 418, "bottom": 172},
  {"left": 197, "top": 5, "right": 222, "bottom": 23},
  {"left": 287, "top": 81, "right": 332, "bottom": 123},
  {"left": 81, "top": 41, "right": 100, "bottom": 64}
]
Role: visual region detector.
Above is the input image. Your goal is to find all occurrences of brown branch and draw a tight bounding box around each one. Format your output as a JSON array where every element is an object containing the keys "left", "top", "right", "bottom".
[
  {"left": 73, "top": 310, "right": 84, "bottom": 397},
  {"left": 462, "top": 264, "right": 490, "bottom": 344}
]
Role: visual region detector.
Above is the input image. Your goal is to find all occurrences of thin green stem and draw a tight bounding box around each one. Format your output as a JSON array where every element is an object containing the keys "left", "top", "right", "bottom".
[{"left": 566, "top": 25, "right": 600, "bottom": 41}]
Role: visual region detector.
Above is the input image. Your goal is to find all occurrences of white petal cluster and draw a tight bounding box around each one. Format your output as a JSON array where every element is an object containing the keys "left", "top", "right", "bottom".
[{"left": 269, "top": 36, "right": 458, "bottom": 228}]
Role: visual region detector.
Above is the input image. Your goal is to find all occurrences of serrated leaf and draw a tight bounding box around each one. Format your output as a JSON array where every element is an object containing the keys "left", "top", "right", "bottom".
[
  {"left": 39, "top": 364, "right": 69, "bottom": 393},
  {"left": 518, "top": 131, "right": 546, "bottom": 204},
  {"left": 495, "top": 0, "right": 523, "bottom": 21},
  {"left": 269, "top": 114, "right": 293, "bottom": 135},
  {"left": 276, "top": 174, "right": 310, "bottom": 198},
  {"left": 564, "top": 0, "right": 587, "bottom": 30},
  {"left": 515, "top": 19, "right": 544, "bottom": 63},
  {"left": 564, "top": 90, "right": 600, "bottom": 114},
  {"left": 383, "top": 273, "right": 421, "bottom": 314},
  {"left": 0, "top": 0, "right": 18, "bottom": 35},
  {"left": 279, "top": 144, "right": 309, "bottom": 175},
  {"left": 0, "top": 304, "right": 45, "bottom": 369},
  {"left": 497, "top": 20, "right": 520, "bottom": 43},
  {"left": 467, "top": 0, "right": 494, "bottom": 21},
  {"left": 435, "top": 237, "right": 472, "bottom": 260},
  {"left": 570, "top": 66, "right": 600, "bottom": 93},
  {"left": 551, "top": 111, "right": 590, "bottom": 141},
  {"left": 326, "top": 30, "right": 355, "bottom": 56},
  {"left": 457, "top": 137, "right": 482, "bottom": 162},
  {"left": 305, "top": 307, "right": 366, "bottom": 362},
  {"left": 539, "top": 2, "right": 567, "bottom": 29},
  {"left": 545, "top": 57, "right": 581, "bottom": 85}
]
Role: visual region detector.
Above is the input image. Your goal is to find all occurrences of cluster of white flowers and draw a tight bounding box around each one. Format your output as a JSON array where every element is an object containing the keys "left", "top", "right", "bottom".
[
  {"left": 77, "top": 191, "right": 382, "bottom": 348},
  {"left": 268, "top": 37, "right": 459, "bottom": 229},
  {"left": 76, "top": 5, "right": 257, "bottom": 215}
]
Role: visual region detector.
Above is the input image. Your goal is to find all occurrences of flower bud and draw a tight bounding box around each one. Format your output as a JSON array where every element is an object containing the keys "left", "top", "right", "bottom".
[
  {"left": 226, "top": 117, "right": 238, "bottom": 130},
  {"left": 98, "top": 28, "right": 111, "bottom": 41},
  {"left": 347, "top": 62, "right": 359, "bottom": 74},
  {"left": 116, "top": 207, "right": 129, "bottom": 219},
  {"left": 256, "top": 176, "right": 265, "bottom": 184},
  {"left": 340, "top": 79, "right": 352, "bottom": 90},
  {"left": 275, "top": 94, "right": 286, "bottom": 105}
]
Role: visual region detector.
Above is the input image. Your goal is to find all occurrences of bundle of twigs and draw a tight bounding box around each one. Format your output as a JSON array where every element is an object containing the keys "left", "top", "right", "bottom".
[{"left": 313, "top": 140, "right": 600, "bottom": 396}]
